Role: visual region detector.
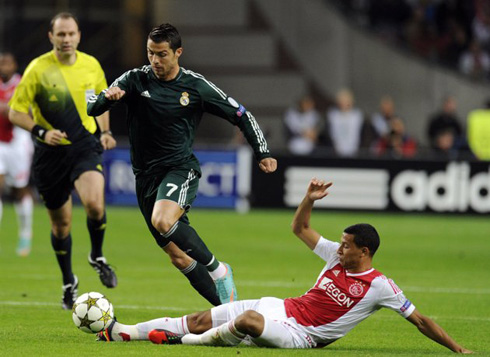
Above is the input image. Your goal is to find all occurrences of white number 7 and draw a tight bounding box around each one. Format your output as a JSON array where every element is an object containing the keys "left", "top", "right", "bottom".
[{"left": 166, "top": 183, "right": 179, "bottom": 197}]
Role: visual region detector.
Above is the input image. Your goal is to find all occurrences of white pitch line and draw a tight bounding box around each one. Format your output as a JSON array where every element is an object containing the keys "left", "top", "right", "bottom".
[
  {"left": 2, "top": 279, "right": 489, "bottom": 294},
  {"left": 1, "top": 300, "right": 489, "bottom": 323},
  {"left": 0, "top": 301, "right": 197, "bottom": 312}
]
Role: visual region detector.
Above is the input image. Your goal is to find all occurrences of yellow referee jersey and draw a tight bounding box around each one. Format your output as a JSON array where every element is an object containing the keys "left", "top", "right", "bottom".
[{"left": 9, "top": 50, "right": 107, "bottom": 145}]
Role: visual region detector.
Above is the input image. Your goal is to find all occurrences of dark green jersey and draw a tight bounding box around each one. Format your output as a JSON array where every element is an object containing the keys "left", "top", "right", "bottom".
[{"left": 87, "top": 66, "right": 271, "bottom": 177}]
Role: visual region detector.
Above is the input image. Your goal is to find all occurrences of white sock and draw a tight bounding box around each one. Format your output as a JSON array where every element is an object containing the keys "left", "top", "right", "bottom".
[
  {"left": 136, "top": 316, "right": 189, "bottom": 339},
  {"left": 107, "top": 321, "right": 141, "bottom": 341},
  {"left": 208, "top": 261, "right": 227, "bottom": 280},
  {"left": 14, "top": 195, "right": 33, "bottom": 240},
  {"left": 182, "top": 320, "right": 245, "bottom": 346}
]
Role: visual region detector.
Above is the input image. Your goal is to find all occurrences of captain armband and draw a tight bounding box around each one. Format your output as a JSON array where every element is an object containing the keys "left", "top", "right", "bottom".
[{"left": 31, "top": 125, "right": 47, "bottom": 140}]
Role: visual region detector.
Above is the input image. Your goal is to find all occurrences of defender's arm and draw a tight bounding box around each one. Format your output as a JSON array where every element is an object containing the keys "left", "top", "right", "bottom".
[
  {"left": 291, "top": 179, "right": 332, "bottom": 250},
  {"left": 406, "top": 309, "right": 472, "bottom": 354}
]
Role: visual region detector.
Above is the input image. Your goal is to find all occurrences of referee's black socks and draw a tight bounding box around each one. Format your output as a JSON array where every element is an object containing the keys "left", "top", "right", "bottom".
[
  {"left": 51, "top": 232, "right": 74, "bottom": 285},
  {"left": 87, "top": 212, "right": 106, "bottom": 260}
]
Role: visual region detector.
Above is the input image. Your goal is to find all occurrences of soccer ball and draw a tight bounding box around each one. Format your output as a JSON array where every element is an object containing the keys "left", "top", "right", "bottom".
[{"left": 72, "top": 292, "right": 114, "bottom": 333}]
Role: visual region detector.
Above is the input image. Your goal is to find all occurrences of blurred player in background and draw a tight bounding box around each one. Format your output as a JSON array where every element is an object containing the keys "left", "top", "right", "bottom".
[
  {"left": 9, "top": 12, "right": 117, "bottom": 309},
  {"left": 0, "top": 52, "right": 34, "bottom": 256},
  {"left": 97, "top": 179, "right": 471, "bottom": 354},
  {"left": 88, "top": 23, "right": 277, "bottom": 306}
]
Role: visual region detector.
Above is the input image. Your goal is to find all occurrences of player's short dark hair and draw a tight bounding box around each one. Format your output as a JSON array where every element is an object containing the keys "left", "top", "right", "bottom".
[
  {"left": 148, "top": 23, "right": 182, "bottom": 51},
  {"left": 50, "top": 12, "right": 79, "bottom": 32},
  {"left": 344, "top": 223, "right": 380, "bottom": 257}
]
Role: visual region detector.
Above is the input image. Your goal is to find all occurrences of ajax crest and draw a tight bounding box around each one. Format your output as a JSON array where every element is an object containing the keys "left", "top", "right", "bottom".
[{"left": 349, "top": 282, "right": 364, "bottom": 296}]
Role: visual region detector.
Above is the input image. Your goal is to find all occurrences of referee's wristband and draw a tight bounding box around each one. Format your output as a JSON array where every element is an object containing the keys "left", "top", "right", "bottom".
[
  {"left": 101, "top": 130, "right": 113, "bottom": 136},
  {"left": 32, "top": 125, "right": 47, "bottom": 140}
]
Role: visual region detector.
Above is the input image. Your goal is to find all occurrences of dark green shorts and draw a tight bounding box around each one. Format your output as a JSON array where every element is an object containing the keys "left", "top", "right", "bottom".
[
  {"left": 136, "top": 166, "right": 199, "bottom": 247},
  {"left": 32, "top": 137, "right": 104, "bottom": 210}
]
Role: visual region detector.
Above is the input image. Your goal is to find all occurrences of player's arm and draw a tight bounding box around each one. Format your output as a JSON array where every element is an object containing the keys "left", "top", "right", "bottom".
[
  {"left": 236, "top": 110, "right": 277, "bottom": 173},
  {"left": 291, "top": 178, "right": 333, "bottom": 250},
  {"left": 87, "top": 86, "right": 126, "bottom": 117},
  {"left": 92, "top": 62, "right": 117, "bottom": 150},
  {"left": 88, "top": 69, "right": 132, "bottom": 117},
  {"left": 200, "top": 87, "right": 277, "bottom": 173},
  {"left": 9, "top": 108, "right": 66, "bottom": 145},
  {"left": 406, "top": 309, "right": 472, "bottom": 354}
]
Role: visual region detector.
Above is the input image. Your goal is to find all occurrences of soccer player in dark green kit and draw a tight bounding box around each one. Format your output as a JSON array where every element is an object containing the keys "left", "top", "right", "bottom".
[{"left": 88, "top": 23, "right": 277, "bottom": 306}]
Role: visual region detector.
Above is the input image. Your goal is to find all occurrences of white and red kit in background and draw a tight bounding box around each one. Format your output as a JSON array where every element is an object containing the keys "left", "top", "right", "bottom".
[{"left": 0, "top": 73, "right": 33, "bottom": 187}]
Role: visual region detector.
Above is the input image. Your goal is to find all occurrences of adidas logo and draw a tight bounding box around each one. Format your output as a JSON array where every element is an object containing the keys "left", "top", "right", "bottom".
[
  {"left": 333, "top": 270, "right": 340, "bottom": 277},
  {"left": 140, "top": 90, "right": 151, "bottom": 98}
]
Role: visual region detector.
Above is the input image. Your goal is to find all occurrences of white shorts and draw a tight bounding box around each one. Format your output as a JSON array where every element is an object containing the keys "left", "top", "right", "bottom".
[
  {"left": 210, "top": 297, "right": 315, "bottom": 349},
  {"left": 0, "top": 128, "right": 33, "bottom": 188}
]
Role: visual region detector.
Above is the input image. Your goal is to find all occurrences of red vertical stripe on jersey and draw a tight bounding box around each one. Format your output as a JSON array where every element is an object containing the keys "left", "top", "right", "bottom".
[{"left": 0, "top": 74, "right": 21, "bottom": 142}]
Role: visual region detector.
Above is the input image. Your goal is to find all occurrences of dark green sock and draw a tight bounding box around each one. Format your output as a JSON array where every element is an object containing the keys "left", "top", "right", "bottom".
[
  {"left": 163, "top": 222, "right": 214, "bottom": 266},
  {"left": 51, "top": 232, "right": 74, "bottom": 285},
  {"left": 87, "top": 212, "right": 106, "bottom": 260},
  {"left": 181, "top": 260, "right": 221, "bottom": 306},
  {"left": 206, "top": 257, "right": 220, "bottom": 271}
]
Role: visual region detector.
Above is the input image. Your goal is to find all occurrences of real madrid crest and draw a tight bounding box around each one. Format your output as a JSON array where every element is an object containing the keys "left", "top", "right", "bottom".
[{"left": 180, "top": 92, "right": 190, "bottom": 106}]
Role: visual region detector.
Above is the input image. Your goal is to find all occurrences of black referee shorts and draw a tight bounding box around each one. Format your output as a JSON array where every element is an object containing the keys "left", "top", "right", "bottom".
[{"left": 32, "top": 137, "right": 104, "bottom": 210}]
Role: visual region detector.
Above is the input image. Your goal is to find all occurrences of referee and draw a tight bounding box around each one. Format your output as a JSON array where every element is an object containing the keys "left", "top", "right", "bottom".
[{"left": 9, "top": 12, "right": 117, "bottom": 309}]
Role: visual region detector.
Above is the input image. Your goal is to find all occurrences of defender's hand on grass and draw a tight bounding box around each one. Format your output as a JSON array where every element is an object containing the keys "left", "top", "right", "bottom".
[{"left": 307, "top": 178, "right": 333, "bottom": 202}]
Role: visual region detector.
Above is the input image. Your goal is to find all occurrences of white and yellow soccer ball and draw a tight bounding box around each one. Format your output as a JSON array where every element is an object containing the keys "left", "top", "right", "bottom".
[{"left": 72, "top": 292, "right": 114, "bottom": 333}]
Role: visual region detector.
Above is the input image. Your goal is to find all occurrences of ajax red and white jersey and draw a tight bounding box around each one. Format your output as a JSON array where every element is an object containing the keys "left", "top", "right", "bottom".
[
  {"left": 284, "top": 237, "right": 415, "bottom": 346},
  {"left": 0, "top": 73, "right": 21, "bottom": 143}
]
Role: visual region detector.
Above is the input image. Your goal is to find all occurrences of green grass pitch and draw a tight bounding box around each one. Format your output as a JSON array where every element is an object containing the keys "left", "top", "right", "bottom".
[{"left": 0, "top": 204, "right": 489, "bottom": 356}]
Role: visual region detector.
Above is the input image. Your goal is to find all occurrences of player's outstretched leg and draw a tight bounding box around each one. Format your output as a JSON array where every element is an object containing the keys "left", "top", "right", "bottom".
[
  {"left": 97, "top": 315, "right": 196, "bottom": 342},
  {"left": 150, "top": 321, "right": 246, "bottom": 346},
  {"left": 148, "top": 329, "right": 183, "bottom": 345}
]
